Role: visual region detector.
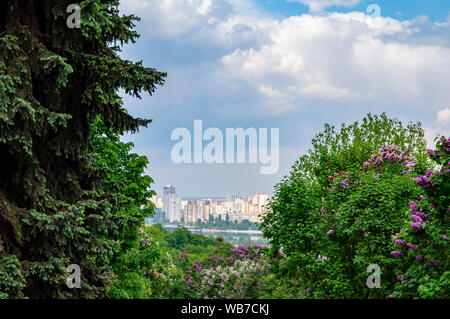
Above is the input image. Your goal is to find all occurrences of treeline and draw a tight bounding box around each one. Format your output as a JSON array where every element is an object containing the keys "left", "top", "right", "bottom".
[{"left": 149, "top": 224, "right": 217, "bottom": 252}]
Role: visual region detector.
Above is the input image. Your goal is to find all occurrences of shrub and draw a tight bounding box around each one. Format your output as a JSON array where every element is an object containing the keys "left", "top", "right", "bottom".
[{"left": 390, "top": 137, "right": 449, "bottom": 299}]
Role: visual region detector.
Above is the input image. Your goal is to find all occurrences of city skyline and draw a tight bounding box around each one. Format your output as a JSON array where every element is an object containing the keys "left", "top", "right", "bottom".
[
  {"left": 154, "top": 184, "right": 272, "bottom": 200},
  {"left": 149, "top": 184, "right": 269, "bottom": 225}
]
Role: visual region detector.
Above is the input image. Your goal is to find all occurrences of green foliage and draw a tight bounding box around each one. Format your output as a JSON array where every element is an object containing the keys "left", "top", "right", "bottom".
[
  {"left": 314, "top": 169, "right": 421, "bottom": 298},
  {"left": 163, "top": 228, "right": 217, "bottom": 251},
  {"left": 89, "top": 116, "right": 155, "bottom": 221},
  {"left": 260, "top": 175, "right": 320, "bottom": 262},
  {"left": 0, "top": 255, "right": 26, "bottom": 299},
  {"left": 107, "top": 272, "right": 153, "bottom": 299}
]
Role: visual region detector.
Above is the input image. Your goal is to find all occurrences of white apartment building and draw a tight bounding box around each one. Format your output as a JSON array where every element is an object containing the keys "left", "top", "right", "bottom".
[{"left": 163, "top": 185, "right": 181, "bottom": 222}]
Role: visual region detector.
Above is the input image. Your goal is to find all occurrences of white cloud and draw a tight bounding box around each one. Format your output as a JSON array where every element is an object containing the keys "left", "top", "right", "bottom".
[
  {"left": 436, "top": 107, "right": 450, "bottom": 126},
  {"left": 119, "top": 0, "right": 234, "bottom": 38},
  {"left": 221, "top": 12, "right": 450, "bottom": 113},
  {"left": 120, "top": 0, "right": 450, "bottom": 116},
  {"left": 288, "top": 0, "right": 361, "bottom": 14}
]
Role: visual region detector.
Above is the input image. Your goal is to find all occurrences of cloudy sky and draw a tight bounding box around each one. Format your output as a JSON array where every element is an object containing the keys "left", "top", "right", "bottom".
[{"left": 117, "top": 0, "right": 450, "bottom": 198}]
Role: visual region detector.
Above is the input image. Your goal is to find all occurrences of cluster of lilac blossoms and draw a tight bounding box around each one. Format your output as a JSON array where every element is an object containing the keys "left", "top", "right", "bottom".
[
  {"left": 408, "top": 200, "right": 429, "bottom": 231},
  {"left": 412, "top": 170, "right": 434, "bottom": 188},
  {"left": 413, "top": 137, "right": 450, "bottom": 188},
  {"left": 390, "top": 198, "right": 428, "bottom": 259},
  {"left": 362, "top": 146, "right": 416, "bottom": 171},
  {"left": 139, "top": 227, "right": 155, "bottom": 247},
  {"left": 413, "top": 167, "right": 450, "bottom": 188}
]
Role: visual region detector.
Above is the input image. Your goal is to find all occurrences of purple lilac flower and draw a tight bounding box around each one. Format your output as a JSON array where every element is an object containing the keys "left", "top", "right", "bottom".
[
  {"left": 414, "top": 211, "right": 429, "bottom": 220},
  {"left": 405, "top": 162, "right": 416, "bottom": 169},
  {"left": 391, "top": 251, "right": 404, "bottom": 258},
  {"left": 413, "top": 176, "right": 432, "bottom": 188},
  {"left": 326, "top": 229, "right": 334, "bottom": 236},
  {"left": 410, "top": 222, "right": 422, "bottom": 231}
]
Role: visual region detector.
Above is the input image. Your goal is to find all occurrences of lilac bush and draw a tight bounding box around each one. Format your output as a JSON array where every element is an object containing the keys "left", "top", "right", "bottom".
[{"left": 390, "top": 137, "right": 449, "bottom": 299}]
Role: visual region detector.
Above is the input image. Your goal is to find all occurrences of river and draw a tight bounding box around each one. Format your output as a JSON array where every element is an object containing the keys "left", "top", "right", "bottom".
[{"left": 189, "top": 228, "right": 268, "bottom": 246}]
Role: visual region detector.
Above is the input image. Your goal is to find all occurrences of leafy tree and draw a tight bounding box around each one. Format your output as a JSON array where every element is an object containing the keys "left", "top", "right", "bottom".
[
  {"left": 89, "top": 116, "right": 159, "bottom": 297},
  {"left": 0, "top": 0, "right": 165, "bottom": 298},
  {"left": 260, "top": 113, "right": 429, "bottom": 298}
]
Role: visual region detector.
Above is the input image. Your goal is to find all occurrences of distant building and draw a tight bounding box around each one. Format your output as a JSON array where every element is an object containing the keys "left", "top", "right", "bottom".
[
  {"left": 249, "top": 193, "right": 269, "bottom": 208},
  {"left": 145, "top": 208, "right": 165, "bottom": 225},
  {"left": 185, "top": 200, "right": 199, "bottom": 224},
  {"left": 156, "top": 197, "right": 163, "bottom": 209},
  {"left": 226, "top": 193, "right": 238, "bottom": 203},
  {"left": 169, "top": 192, "right": 269, "bottom": 225},
  {"left": 202, "top": 200, "right": 212, "bottom": 221},
  {"left": 163, "top": 185, "right": 181, "bottom": 222}
]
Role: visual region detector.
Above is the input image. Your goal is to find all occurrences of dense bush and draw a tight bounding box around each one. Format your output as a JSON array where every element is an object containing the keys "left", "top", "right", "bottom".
[{"left": 390, "top": 137, "right": 449, "bottom": 298}]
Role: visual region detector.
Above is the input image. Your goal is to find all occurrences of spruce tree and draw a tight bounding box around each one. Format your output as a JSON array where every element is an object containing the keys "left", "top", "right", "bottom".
[{"left": 0, "top": 0, "right": 165, "bottom": 298}]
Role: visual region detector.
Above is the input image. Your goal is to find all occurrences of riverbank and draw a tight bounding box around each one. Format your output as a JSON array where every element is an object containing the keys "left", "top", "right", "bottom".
[{"left": 188, "top": 228, "right": 263, "bottom": 235}]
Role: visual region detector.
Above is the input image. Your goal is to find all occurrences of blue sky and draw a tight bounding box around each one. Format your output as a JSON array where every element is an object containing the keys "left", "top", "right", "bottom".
[
  {"left": 118, "top": 0, "right": 450, "bottom": 198},
  {"left": 261, "top": 0, "right": 450, "bottom": 22}
]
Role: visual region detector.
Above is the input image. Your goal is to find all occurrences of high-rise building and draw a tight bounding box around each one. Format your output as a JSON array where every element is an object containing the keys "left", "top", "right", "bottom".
[
  {"left": 249, "top": 193, "right": 269, "bottom": 208},
  {"left": 185, "top": 200, "right": 199, "bottom": 224},
  {"left": 163, "top": 185, "right": 181, "bottom": 222},
  {"left": 226, "top": 193, "right": 238, "bottom": 203},
  {"left": 202, "top": 200, "right": 212, "bottom": 221}
]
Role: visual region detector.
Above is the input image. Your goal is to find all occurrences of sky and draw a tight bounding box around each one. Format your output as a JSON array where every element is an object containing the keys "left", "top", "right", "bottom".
[{"left": 117, "top": 0, "right": 450, "bottom": 198}]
